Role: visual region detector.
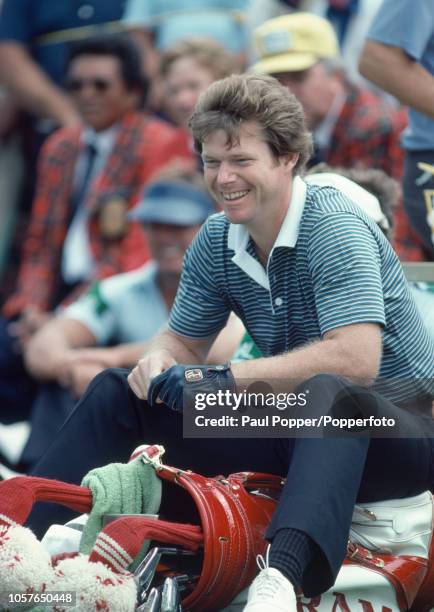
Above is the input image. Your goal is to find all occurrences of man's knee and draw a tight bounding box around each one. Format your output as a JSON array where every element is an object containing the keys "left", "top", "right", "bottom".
[
  {"left": 78, "top": 367, "right": 137, "bottom": 418},
  {"left": 89, "top": 367, "right": 130, "bottom": 393},
  {"left": 295, "top": 374, "right": 378, "bottom": 423},
  {"left": 297, "top": 373, "right": 349, "bottom": 395}
]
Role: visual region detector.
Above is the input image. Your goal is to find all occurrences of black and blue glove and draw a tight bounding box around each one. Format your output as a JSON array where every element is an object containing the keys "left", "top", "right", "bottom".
[{"left": 148, "top": 363, "right": 236, "bottom": 412}]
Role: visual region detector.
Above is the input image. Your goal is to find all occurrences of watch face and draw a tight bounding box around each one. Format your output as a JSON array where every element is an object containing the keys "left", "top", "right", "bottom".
[{"left": 185, "top": 368, "right": 204, "bottom": 382}]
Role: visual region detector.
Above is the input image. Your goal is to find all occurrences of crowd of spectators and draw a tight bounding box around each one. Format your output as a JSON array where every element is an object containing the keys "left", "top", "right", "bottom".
[{"left": 0, "top": 0, "right": 432, "bottom": 489}]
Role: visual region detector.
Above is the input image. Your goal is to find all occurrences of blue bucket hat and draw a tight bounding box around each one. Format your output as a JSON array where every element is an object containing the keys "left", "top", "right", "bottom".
[{"left": 129, "top": 181, "right": 216, "bottom": 226}]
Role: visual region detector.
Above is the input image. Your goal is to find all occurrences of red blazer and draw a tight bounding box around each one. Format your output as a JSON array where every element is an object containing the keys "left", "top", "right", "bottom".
[
  {"left": 326, "top": 83, "right": 406, "bottom": 180},
  {"left": 325, "top": 84, "right": 416, "bottom": 260},
  {"left": 4, "top": 112, "right": 191, "bottom": 317}
]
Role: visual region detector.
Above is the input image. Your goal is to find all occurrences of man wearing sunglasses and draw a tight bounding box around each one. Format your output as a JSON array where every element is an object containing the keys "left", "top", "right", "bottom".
[{"left": 0, "top": 35, "right": 190, "bottom": 426}]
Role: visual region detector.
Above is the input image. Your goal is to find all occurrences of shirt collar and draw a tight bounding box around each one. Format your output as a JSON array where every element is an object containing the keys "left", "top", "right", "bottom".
[
  {"left": 82, "top": 124, "right": 119, "bottom": 156},
  {"left": 227, "top": 175, "right": 307, "bottom": 290}
]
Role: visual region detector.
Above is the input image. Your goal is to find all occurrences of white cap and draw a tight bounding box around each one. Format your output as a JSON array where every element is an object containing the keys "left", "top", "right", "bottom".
[{"left": 305, "top": 172, "right": 390, "bottom": 230}]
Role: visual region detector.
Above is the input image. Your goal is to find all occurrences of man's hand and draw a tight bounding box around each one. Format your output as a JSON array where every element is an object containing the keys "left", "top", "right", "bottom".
[
  {"left": 64, "top": 361, "right": 105, "bottom": 399},
  {"left": 54, "top": 350, "right": 109, "bottom": 398},
  {"left": 148, "top": 364, "right": 236, "bottom": 412},
  {"left": 53, "top": 351, "right": 105, "bottom": 398},
  {"left": 127, "top": 350, "right": 177, "bottom": 400},
  {"left": 54, "top": 347, "right": 120, "bottom": 390}
]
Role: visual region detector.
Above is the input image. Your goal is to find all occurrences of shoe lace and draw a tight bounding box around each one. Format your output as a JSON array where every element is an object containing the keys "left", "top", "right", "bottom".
[
  {"left": 256, "top": 544, "right": 270, "bottom": 571},
  {"left": 254, "top": 545, "right": 284, "bottom": 598}
]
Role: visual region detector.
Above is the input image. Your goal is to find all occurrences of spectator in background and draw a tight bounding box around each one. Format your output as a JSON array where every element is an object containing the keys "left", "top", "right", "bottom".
[
  {"left": 252, "top": 12, "right": 406, "bottom": 180},
  {"left": 0, "top": 35, "right": 190, "bottom": 424},
  {"left": 122, "top": 0, "right": 249, "bottom": 79},
  {"left": 159, "top": 38, "right": 238, "bottom": 133},
  {"left": 359, "top": 0, "right": 434, "bottom": 262},
  {"left": 15, "top": 166, "right": 216, "bottom": 470},
  {"left": 0, "top": 1, "right": 130, "bottom": 299},
  {"left": 0, "top": 0, "right": 127, "bottom": 128}
]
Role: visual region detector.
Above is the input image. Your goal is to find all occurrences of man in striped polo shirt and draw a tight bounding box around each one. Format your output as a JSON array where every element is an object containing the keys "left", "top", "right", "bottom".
[{"left": 28, "top": 74, "right": 434, "bottom": 610}]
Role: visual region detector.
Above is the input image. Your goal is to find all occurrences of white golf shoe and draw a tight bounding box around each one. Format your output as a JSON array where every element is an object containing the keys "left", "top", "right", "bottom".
[{"left": 243, "top": 548, "right": 298, "bottom": 611}]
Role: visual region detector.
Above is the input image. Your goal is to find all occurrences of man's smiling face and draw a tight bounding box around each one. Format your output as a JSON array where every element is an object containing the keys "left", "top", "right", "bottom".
[{"left": 202, "top": 120, "right": 295, "bottom": 229}]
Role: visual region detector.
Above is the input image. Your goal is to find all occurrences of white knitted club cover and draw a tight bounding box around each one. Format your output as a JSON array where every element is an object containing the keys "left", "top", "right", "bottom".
[
  {"left": 0, "top": 524, "right": 137, "bottom": 611},
  {"left": 0, "top": 524, "right": 54, "bottom": 591},
  {"left": 54, "top": 555, "right": 137, "bottom": 611}
]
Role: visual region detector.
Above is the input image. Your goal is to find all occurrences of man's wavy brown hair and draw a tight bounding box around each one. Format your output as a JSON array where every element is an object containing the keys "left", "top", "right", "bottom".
[{"left": 189, "top": 73, "right": 313, "bottom": 174}]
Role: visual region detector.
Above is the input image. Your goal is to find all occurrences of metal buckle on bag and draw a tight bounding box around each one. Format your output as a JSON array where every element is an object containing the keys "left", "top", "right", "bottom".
[
  {"left": 347, "top": 539, "right": 385, "bottom": 568},
  {"left": 139, "top": 444, "right": 166, "bottom": 471},
  {"left": 354, "top": 506, "right": 377, "bottom": 521}
]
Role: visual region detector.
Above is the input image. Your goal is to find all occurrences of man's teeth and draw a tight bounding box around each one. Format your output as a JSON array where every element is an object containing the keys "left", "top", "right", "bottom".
[{"left": 222, "top": 190, "right": 249, "bottom": 201}]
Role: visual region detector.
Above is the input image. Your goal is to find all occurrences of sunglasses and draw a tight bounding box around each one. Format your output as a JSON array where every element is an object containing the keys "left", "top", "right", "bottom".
[{"left": 66, "top": 78, "right": 112, "bottom": 93}]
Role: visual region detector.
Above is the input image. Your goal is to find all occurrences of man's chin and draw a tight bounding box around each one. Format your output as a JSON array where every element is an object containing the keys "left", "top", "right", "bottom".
[{"left": 223, "top": 210, "right": 249, "bottom": 225}]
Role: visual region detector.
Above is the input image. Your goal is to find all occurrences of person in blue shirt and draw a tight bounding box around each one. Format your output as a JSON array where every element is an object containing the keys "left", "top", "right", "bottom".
[{"left": 359, "top": 0, "right": 434, "bottom": 261}]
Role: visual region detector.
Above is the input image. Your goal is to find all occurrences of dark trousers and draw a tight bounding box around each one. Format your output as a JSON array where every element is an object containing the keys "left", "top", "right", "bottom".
[
  {"left": 20, "top": 383, "right": 76, "bottom": 470},
  {"left": 28, "top": 369, "right": 434, "bottom": 596},
  {"left": 403, "top": 149, "right": 434, "bottom": 259},
  {"left": 0, "top": 316, "right": 36, "bottom": 424}
]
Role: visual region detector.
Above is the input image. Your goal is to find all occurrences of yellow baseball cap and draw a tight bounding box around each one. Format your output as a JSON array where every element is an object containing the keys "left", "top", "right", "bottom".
[{"left": 252, "top": 13, "right": 339, "bottom": 75}]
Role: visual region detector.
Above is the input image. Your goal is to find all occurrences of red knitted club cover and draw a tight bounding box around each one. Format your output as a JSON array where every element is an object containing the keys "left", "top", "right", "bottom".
[
  {"left": 89, "top": 516, "right": 203, "bottom": 571},
  {"left": 0, "top": 476, "right": 93, "bottom": 527}
]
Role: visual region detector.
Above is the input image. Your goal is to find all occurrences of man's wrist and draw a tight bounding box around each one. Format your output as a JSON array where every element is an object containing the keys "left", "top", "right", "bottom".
[{"left": 148, "top": 362, "right": 236, "bottom": 412}]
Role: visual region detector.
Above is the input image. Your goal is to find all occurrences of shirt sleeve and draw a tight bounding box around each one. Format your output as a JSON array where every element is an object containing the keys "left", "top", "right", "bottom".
[
  {"left": 122, "top": 0, "right": 154, "bottom": 27},
  {"left": 308, "top": 213, "right": 385, "bottom": 336},
  {"left": 169, "top": 220, "right": 231, "bottom": 339},
  {"left": 61, "top": 280, "right": 116, "bottom": 346},
  {"left": 0, "top": 0, "right": 33, "bottom": 43},
  {"left": 367, "top": 0, "right": 434, "bottom": 61}
]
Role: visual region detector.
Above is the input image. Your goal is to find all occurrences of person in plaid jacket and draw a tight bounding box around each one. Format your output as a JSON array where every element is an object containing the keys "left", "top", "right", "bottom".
[
  {"left": 0, "top": 35, "right": 190, "bottom": 424},
  {"left": 252, "top": 12, "right": 408, "bottom": 255},
  {"left": 252, "top": 13, "right": 406, "bottom": 178}
]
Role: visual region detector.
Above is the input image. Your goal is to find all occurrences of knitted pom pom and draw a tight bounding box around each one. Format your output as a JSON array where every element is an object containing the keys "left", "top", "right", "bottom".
[
  {"left": 0, "top": 524, "right": 54, "bottom": 592},
  {"left": 53, "top": 554, "right": 137, "bottom": 611}
]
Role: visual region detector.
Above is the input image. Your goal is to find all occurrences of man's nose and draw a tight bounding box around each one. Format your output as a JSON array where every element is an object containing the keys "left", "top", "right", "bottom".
[
  {"left": 176, "top": 88, "right": 197, "bottom": 111},
  {"left": 217, "top": 162, "right": 236, "bottom": 184},
  {"left": 79, "top": 84, "right": 98, "bottom": 99}
]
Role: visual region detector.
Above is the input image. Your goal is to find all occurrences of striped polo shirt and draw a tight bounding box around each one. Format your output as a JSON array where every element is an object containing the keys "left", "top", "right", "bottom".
[{"left": 169, "top": 177, "right": 434, "bottom": 403}]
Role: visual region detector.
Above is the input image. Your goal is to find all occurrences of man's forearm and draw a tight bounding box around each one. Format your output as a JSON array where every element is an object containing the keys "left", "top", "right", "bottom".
[
  {"left": 24, "top": 327, "right": 72, "bottom": 380},
  {"left": 143, "top": 328, "right": 210, "bottom": 364},
  {"left": 359, "top": 41, "right": 434, "bottom": 119},
  {"left": 24, "top": 318, "right": 96, "bottom": 380},
  {"left": 231, "top": 335, "right": 380, "bottom": 389},
  {"left": 0, "top": 43, "right": 80, "bottom": 125},
  {"left": 111, "top": 342, "right": 151, "bottom": 368}
]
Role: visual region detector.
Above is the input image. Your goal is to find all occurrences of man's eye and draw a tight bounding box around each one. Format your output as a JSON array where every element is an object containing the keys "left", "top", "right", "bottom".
[
  {"left": 204, "top": 160, "right": 219, "bottom": 167},
  {"left": 236, "top": 159, "right": 251, "bottom": 164}
]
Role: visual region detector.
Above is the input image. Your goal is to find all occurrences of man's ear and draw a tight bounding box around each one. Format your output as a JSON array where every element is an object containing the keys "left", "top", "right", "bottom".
[{"left": 282, "top": 152, "right": 299, "bottom": 171}]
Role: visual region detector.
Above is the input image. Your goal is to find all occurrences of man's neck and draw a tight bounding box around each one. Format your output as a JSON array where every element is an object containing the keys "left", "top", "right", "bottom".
[{"left": 248, "top": 196, "right": 291, "bottom": 267}]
